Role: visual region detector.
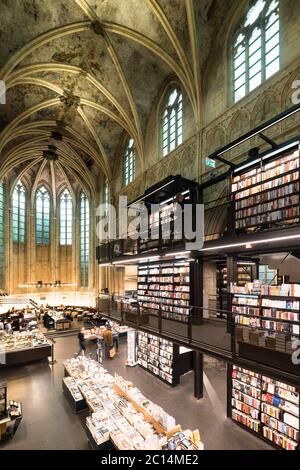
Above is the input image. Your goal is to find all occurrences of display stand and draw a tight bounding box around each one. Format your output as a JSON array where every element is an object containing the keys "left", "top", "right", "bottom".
[
  {"left": 127, "top": 330, "right": 138, "bottom": 367},
  {"left": 137, "top": 332, "right": 193, "bottom": 386},
  {"left": 62, "top": 379, "right": 88, "bottom": 413},
  {"left": 85, "top": 423, "right": 116, "bottom": 451}
]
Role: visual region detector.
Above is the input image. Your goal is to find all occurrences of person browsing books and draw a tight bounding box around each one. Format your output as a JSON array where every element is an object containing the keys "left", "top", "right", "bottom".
[{"left": 102, "top": 323, "right": 113, "bottom": 358}]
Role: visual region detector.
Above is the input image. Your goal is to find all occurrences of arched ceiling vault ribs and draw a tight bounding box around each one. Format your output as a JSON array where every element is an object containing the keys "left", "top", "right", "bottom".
[
  {"left": 56, "top": 162, "right": 77, "bottom": 205},
  {"left": 50, "top": 160, "right": 57, "bottom": 212},
  {"left": 2, "top": 121, "right": 108, "bottom": 177},
  {"left": 0, "top": 77, "right": 141, "bottom": 171},
  {"left": 9, "top": 158, "right": 43, "bottom": 198},
  {"left": 31, "top": 159, "right": 48, "bottom": 208},
  {"left": 9, "top": 78, "right": 62, "bottom": 96},
  {"left": 0, "top": 18, "right": 198, "bottom": 117},
  {"left": 75, "top": 0, "right": 144, "bottom": 166},
  {"left": 0, "top": 1, "right": 204, "bottom": 192},
  {"left": 77, "top": 107, "right": 111, "bottom": 179},
  {"left": 0, "top": 22, "right": 91, "bottom": 80},
  {"left": 185, "top": 0, "right": 201, "bottom": 126},
  {"left": 1, "top": 134, "right": 96, "bottom": 195},
  {"left": 103, "top": 21, "right": 196, "bottom": 114},
  {"left": 0, "top": 98, "right": 61, "bottom": 150},
  {"left": 146, "top": 0, "right": 195, "bottom": 92},
  {"left": 7, "top": 62, "right": 139, "bottom": 142}
]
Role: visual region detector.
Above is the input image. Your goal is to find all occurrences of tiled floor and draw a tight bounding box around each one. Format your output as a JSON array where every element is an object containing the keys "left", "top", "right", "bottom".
[{"left": 0, "top": 334, "right": 272, "bottom": 450}]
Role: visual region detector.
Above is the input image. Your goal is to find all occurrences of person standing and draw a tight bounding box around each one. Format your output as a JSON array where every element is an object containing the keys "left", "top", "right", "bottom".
[
  {"left": 102, "top": 323, "right": 113, "bottom": 358},
  {"left": 78, "top": 327, "right": 86, "bottom": 356},
  {"left": 5, "top": 321, "right": 12, "bottom": 335},
  {"left": 112, "top": 326, "right": 119, "bottom": 354}
]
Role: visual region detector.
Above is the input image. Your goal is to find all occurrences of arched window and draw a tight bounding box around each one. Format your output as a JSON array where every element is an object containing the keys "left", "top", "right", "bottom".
[
  {"left": 162, "top": 87, "right": 183, "bottom": 157},
  {"left": 36, "top": 186, "right": 51, "bottom": 245},
  {"left": 60, "top": 188, "right": 73, "bottom": 246},
  {"left": 80, "top": 192, "right": 89, "bottom": 287},
  {"left": 123, "top": 138, "right": 136, "bottom": 186},
  {"left": 0, "top": 182, "right": 4, "bottom": 288},
  {"left": 103, "top": 178, "right": 110, "bottom": 216},
  {"left": 232, "top": 0, "right": 280, "bottom": 102},
  {"left": 12, "top": 181, "right": 26, "bottom": 243}
]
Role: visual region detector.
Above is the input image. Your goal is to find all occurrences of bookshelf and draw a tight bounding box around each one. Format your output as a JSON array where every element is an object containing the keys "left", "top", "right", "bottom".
[
  {"left": 231, "top": 282, "right": 300, "bottom": 355},
  {"left": 217, "top": 261, "right": 256, "bottom": 315},
  {"left": 230, "top": 365, "right": 300, "bottom": 450},
  {"left": 137, "top": 332, "right": 193, "bottom": 387},
  {"left": 137, "top": 260, "right": 191, "bottom": 323},
  {"left": 232, "top": 147, "right": 300, "bottom": 231}
]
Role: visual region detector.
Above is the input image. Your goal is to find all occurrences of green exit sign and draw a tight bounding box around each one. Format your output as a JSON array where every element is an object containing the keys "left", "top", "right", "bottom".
[{"left": 206, "top": 158, "right": 216, "bottom": 168}]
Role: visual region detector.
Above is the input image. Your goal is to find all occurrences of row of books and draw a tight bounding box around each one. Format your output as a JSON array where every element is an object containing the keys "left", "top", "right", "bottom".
[
  {"left": 235, "top": 207, "right": 299, "bottom": 229},
  {"left": 231, "top": 282, "right": 300, "bottom": 298},
  {"left": 138, "top": 262, "right": 190, "bottom": 322},
  {"left": 232, "top": 152, "right": 299, "bottom": 191},
  {"left": 235, "top": 195, "right": 298, "bottom": 219},
  {"left": 231, "top": 366, "right": 299, "bottom": 450},
  {"left": 234, "top": 172, "right": 299, "bottom": 199},
  {"left": 137, "top": 332, "right": 174, "bottom": 385},
  {"left": 235, "top": 182, "right": 299, "bottom": 209},
  {"left": 235, "top": 326, "right": 296, "bottom": 353}
]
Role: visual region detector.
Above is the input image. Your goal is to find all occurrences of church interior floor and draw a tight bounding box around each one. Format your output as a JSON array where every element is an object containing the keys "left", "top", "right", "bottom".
[{"left": 0, "top": 335, "right": 272, "bottom": 450}]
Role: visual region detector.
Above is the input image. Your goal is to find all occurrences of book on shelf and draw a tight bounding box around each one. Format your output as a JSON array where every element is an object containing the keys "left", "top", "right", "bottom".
[
  {"left": 137, "top": 332, "right": 175, "bottom": 385},
  {"left": 231, "top": 365, "right": 300, "bottom": 450},
  {"left": 232, "top": 149, "right": 300, "bottom": 230},
  {"left": 137, "top": 261, "right": 191, "bottom": 322}
]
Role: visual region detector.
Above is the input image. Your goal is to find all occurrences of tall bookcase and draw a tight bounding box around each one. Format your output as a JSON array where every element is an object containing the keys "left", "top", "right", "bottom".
[
  {"left": 137, "top": 331, "right": 193, "bottom": 387},
  {"left": 231, "top": 282, "right": 300, "bottom": 358},
  {"left": 232, "top": 146, "right": 300, "bottom": 232},
  {"left": 137, "top": 260, "right": 194, "bottom": 323},
  {"left": 216, "top": 261, "right": 257, "bottom": 315},
  {"left": 229, "top": 364, "right": 300, "bottom": 450}
]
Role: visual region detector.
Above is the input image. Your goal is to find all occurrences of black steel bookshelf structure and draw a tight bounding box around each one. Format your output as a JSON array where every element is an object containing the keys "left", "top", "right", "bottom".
[
  {"left": 228, "top": 364, "right": 300, "bottom": 450},
  {"left": 96, "top": 104, "right": 300, "bottom": 450},
  {"left": 232, "top": 145, "right": 300, "bottom": 232},
  {"left": 137, "top": 332, "right": 193, "bottom": 387},
  {"left": 216, "top": 259, "right": 258, "bottom": 315}
]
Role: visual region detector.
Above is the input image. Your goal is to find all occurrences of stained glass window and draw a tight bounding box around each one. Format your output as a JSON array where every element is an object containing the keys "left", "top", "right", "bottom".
[
  {"left": 162, "top": 88, "right": 183, "bottom": 157},
  {"left": 60, "top": 188, "right": 73, "bottom": 245},
  {"left": 36, "top": 186, "right": 50, "bottom": 245},
  {"left": 12, "top": 181, "right": 26, "bottom": 243},
  {"left": 233, "top": 0, "right": 280, "bottom": 102},
  {"left": 123, "top": 138, "right": 136, "bottom": 186},
  {"left": 80, "top": 192, "right": 89, "bottom": 287}
]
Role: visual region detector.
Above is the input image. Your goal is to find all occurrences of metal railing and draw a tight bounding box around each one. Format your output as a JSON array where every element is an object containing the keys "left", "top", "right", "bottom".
[
  {"left": 98, "top": 296, "right": 233, "bottom": 357},
  {"left": 98, "top": 295, "right": 300, "bottom": 377}
]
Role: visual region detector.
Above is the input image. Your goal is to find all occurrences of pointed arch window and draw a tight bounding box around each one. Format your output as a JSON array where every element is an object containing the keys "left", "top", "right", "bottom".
[
  {"left": 36, "top": 186, "right": 51, "bottom": 245},
  {"left": 123, "top": 138, "right": 136, "bottom": 186},
  {"left": 12, "top": 181, "right": 26, "bottom": 243},
  {"left": 162, "top": 87, "right": 183, "bottom": 157},
  {"left": 60, "top": 188, "right": 73, "bottom": 245},
  {"left": 232, "top": 0, "right": 280, "bottom": 103},
  {"left": 80, "top": 192, "right": 89, "bottom": 287},
  {"left": 0, "top": 182, "right": 4, "bottom": 288}
]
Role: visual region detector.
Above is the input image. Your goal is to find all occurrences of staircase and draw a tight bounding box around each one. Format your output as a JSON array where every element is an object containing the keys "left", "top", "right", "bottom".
[{"left": 0, "top": 295, "right": 37, "bottom": 308}]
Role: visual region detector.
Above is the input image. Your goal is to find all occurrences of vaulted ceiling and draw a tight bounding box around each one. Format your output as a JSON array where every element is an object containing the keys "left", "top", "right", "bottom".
[{"left": 0, "top": 0, "right": 232, "bottom": 193}]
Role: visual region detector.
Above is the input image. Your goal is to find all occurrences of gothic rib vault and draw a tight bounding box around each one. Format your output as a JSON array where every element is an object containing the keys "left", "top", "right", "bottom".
[{"left": 0, "top": 0, "right": 233, "bottom": 194}]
